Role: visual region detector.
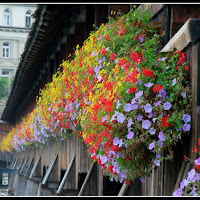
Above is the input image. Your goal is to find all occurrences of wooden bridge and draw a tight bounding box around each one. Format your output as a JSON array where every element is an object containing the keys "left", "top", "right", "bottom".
[{"left": 1, "top": 4, "right": 200, "bottom": 196}]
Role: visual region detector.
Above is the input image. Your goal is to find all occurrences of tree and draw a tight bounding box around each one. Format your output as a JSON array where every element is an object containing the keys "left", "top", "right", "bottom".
[{"left": 0, "top": 77, "right": 9, "bottom": 99}]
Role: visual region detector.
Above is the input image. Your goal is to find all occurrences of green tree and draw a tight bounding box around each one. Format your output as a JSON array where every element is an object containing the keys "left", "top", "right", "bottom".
[{"left": 0, "top": 77, "right": 9, "bottom": 99}]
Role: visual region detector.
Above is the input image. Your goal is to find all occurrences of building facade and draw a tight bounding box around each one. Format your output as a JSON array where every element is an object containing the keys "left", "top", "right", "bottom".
[{"left": 0, "top": 4, "right": 37, "bottom": 122}]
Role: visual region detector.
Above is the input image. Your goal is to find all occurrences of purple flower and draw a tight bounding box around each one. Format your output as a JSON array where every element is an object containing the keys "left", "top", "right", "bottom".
[
  {"left": 195, "top": 157, "right": 200, "bottom": 165},
  {"left": 113, "top": 137, "right": 119, "bottom": 146},
  {"left": 158, "top": 131, "right": 165, "bottom": 142},
  {"left": 132, "top": 103, "right": 138, "bottom": 109},
  {"left": 139, "top": 177, "right": 145, "bottom": 183},
  {"left": 149, "top": 127, "right": 156, "bottom": 135},
  {"left": 192, "top": 173, "right": 198, "bottom": 183},
  {"left": 155, "top": 100, "right": 161, "bottom": 106},
  {"left": 152, "top": 118, "right": 157, "bottom": 123},
  {"left": 124, "top": 103, "right": 132, "bottom": 112},
  {"left": 158, "top": 140, "right": 163, "bottom": 148},
  {"left": 173, "top": 188, "right": 182, "bottom": 196},
  {"left": 190, "top": 186, "right": 196, "bottom": 196},
  {"left": 163, "top": 102, "right": 171, "bottom": 110},
  {"left": 136, "top": 79, "right": 142, "bottom": 85},
  {"left": 148, "top": 112, "right": 152, "bottom": 118},
  {"left": 154, "top": 159, "right": 160, "bottom": 166},
  {"left": 113, "top": 137, "right": 123, "bottom": 147},
  {"left": 117, "top": 113, "right": 125, "bottom": 123},
  {"left": 187, "top": 169, "right": 196, "bottom": 181},
  {"left": 182, "top": 114, "right": 191, "bottom": 123},
  {"left": 116, "top": 100, "right": 120, "bottom": 109},
  {"left": 158, "top": 57, "right": 167, "bottom": 61},
  {"left": 142, "top": 120, "right": 151, "bottom": 129},
  {"left": 144, "top": 82, "right": 154, "bottom": 88},
  {"left": 127, "top": 131, "right": 134, "bottom": 139},
  {"left": 183, "top": 123, "right": 191, "bottom": 131},
  {"left": 172, "top": 78, "right": 176, "bottom": 86},
  {"left": 101, "top": 155, "right": 108, "bottom": 164},
  {"left": 144, "top": 103, "right": 152, "bottom": 113},
  {"left": 135, "top": 90, "right": 143, "bottom": 99},
  {"left": 139, "top": 36, "right": 144, "bottom": 43},
  {"left": 148, "top": 141, "right": 155, "bottom": 150},
  {"left": 159, "top": 88, "right": 166, "bottom": 98},
  {"left": 101, "top": 115, "right": 107, "bottom": 122},
  {"left": 137, "top": 115, "right": 143, "bottom": 121},
  {"left": 181, "top": 91, "right": 186, "bottom": 98},
  {"left": 131, "top": 98, "right": 136, "bottom": 104},
  {"left": 118, "top": 139, "right": 123, "bottom": 147},
  {"left": 156, "top": 153, "right": 161, "bottom": 159},
  {"left": 127, "top": 118, "right": 132, "bottom": 127},
  {"left": 99, "top": 35, "right": 102, "bottom": 40}
]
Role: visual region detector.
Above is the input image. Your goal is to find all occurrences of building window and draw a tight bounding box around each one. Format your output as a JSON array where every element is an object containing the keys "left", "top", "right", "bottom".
[
  {"left": 25, "top": 10, "right": 32, "bottom": 27},
  {"left": 2, "top": 69, "right": 11, "bottom": 93},
  {"left": 4, "top": 9, "right": 11, "bottom": 26},
  {"left": 3, "top": 43, "right": 10, "bottom": 58}
]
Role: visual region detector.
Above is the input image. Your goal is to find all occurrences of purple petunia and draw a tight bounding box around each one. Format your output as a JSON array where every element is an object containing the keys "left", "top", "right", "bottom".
[
  {"left": 155, "top": 100, "right": 161, "bottom": 106},
  {"left": 144, "top": 82, "right": 154, "bottom": 88},
  {"left": 172, "top": 78, "right": 176, "bottom": 86},
  {"left": 195, "top": 157, "right": 200, "bottom": 165},
  {"left": 142, "top": 120, "right": 151, "bottom": 129},
  {"left": 117, "top": 113, "right": 125, "bottom": 123},
  {"left": 124, "top": 103, "right": 132, "bottom": 112},
  {"left": 163, "top": 102, "right": 171, "bottom": 110},
  {"left": 113, "top": 137, "right": 123, "bottom": 147},
  {"left": 159, "top": 88, "right": 166, "bottom": 98},
  {"left": 139, "top": 177, "right": 145, "bottom": 183},
  {"left": 127, "top": 118, "right": 132, "bottom": 128},
  {"left": 158, "top": 131, "right": 165, "bottom": 142},
  {"left": 158, "top": 57, "right": 167, "bottom": 62},
  {"left": 148, "top": 141, "right": 155, "bottom": 150},
  {"left": 144, "top": 103, "right": 152, "bottom": 113},
  {"left": 132, "top": 103, "right": 138, "bottom": 109},
  {"left": 137, "top": 115, "right": 143, "bottom": 121},
  {"left": 154, "top": 159, "right": 160, "bottom": 166},
  {"left": 139, "top": 36, "right": 144, "bottom": 43},
  {"left": 183, "top": 123, "right": 191, "bottom": 131},
  {"left": 127, "top": 131, "right": 134, "bottom": 139},
  {"left": 116, "top": 99, "right": 121, "bottom": 109},
  {"left": 148, "top": 112, "right": 153, "bottom": 118},
  {"left": 149, "top": 127, "right": 156, "bottom": 135},
  {"left": 182, "top": 114, "right": 191, "bottom": 123},
  {"left": 187, "top": 169, "right": 196, "bottom": 181},
  {"left": 101, "top": 115, "right": 107, "bottom": 122},
  {"left": 135, "top": 90, "right": 143, "bottom": 99},
  {"left": 173, "top": 188, "right": 182, "bottom": 196}
]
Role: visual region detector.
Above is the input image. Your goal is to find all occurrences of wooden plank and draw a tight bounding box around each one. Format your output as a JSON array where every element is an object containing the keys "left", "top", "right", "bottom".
[
  {"left": 78, "top": 161, "right": 95, "bottom": 196},
  {"left": 118, "top": 182, "right": 129, "bottom": 196},
  {"left": 29, "top": 156, "right": 41, "bottom": 179},
  {"left": 19, "top": 157, "right": 28, "bottom": 175},
  {"left": 56, "top": 154, "right": 75, "bottom": 195},
  {"left": 16, "top": 157, "right": 24, "bottom": 173},
  {"left": 24, "top": 156, "right": 34, "bottom": 177},
  {"left": 11, "top": 158, "right": 18, "bottom": 169},
  {"left": 42, "top": 153, "right": 58, "bottom": 185}
]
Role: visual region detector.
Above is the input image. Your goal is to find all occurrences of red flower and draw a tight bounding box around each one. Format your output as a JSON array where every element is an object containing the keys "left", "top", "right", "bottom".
[
  {"left": 185, "top": 65, "right": 189, "bottom": 71},
  {"left": 127, "top": 86, "right": 137, "bottom": 94},
  {"left": 176, "top": 66, "right": 179, "bottom": 70},
  {"left": 104, "top": 34, "right": 110, "bottom": 41},
  {"left": 101, "top": 48, "right": 107, "bottom": 56},
  {"left": 161, "top": 117, "right": 170, "bottom": 127},
  {"left": 153, "top": 84, "right": 163, "bottom": 93},
  {"left": 130, "top": 51, "right": 142, "bottom": 64},
  {"left": 194, "top": 146, "right": 198, "bottom": 152},
  {"left": 118, "top": 29, "right": 125, "bottom": 36},
  {"left": 198, "top": 138, "right": 200, "bottom": 145},
  {"left": 184, "top": 155, "right": 187, "bottom": 161},
  {"left": 142, "top": 67, "right": 154, "bottom": 78},
  {"left": 110, "top": 52, "right": 116, "bottom": 61}
]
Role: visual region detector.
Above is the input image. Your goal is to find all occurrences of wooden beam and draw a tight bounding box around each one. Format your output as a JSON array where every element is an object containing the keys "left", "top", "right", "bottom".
[
  {"left": 56, "top": 155, "right": 75, "bottom": 195},
  {"left": 19, "top": 157, "right": 29, "bottom": 175},
  {"left": 29, "top": 156, "right": 41, "bottom": 179},
  {"left": 24, "top": 156, "right": 34, "bottom": 177},
  {"left": 118, "top": 182, "right": 129, "bottom": 196},
  {"left": 42, "top": 153, "right": 58, "bottom": 185},
  {"left": 16, "top": 157, "right": 24, "bottom": 173},
  {"left": 78, "top": 162, "right": 95, "bottom": 196}
]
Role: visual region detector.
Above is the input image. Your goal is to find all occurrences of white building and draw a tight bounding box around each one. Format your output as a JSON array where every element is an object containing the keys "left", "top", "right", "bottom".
[
  {"left": 0, "top": 4, "right": 37, "bottom": 120},
  {"left": 0, "top": 4, "right": 37, "bottom": 86}
]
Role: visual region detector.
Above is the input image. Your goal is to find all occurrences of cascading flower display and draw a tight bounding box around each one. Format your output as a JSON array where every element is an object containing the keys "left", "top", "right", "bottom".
[{"left": 0, "top": 6, "right": 192, "bottom": 185}]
